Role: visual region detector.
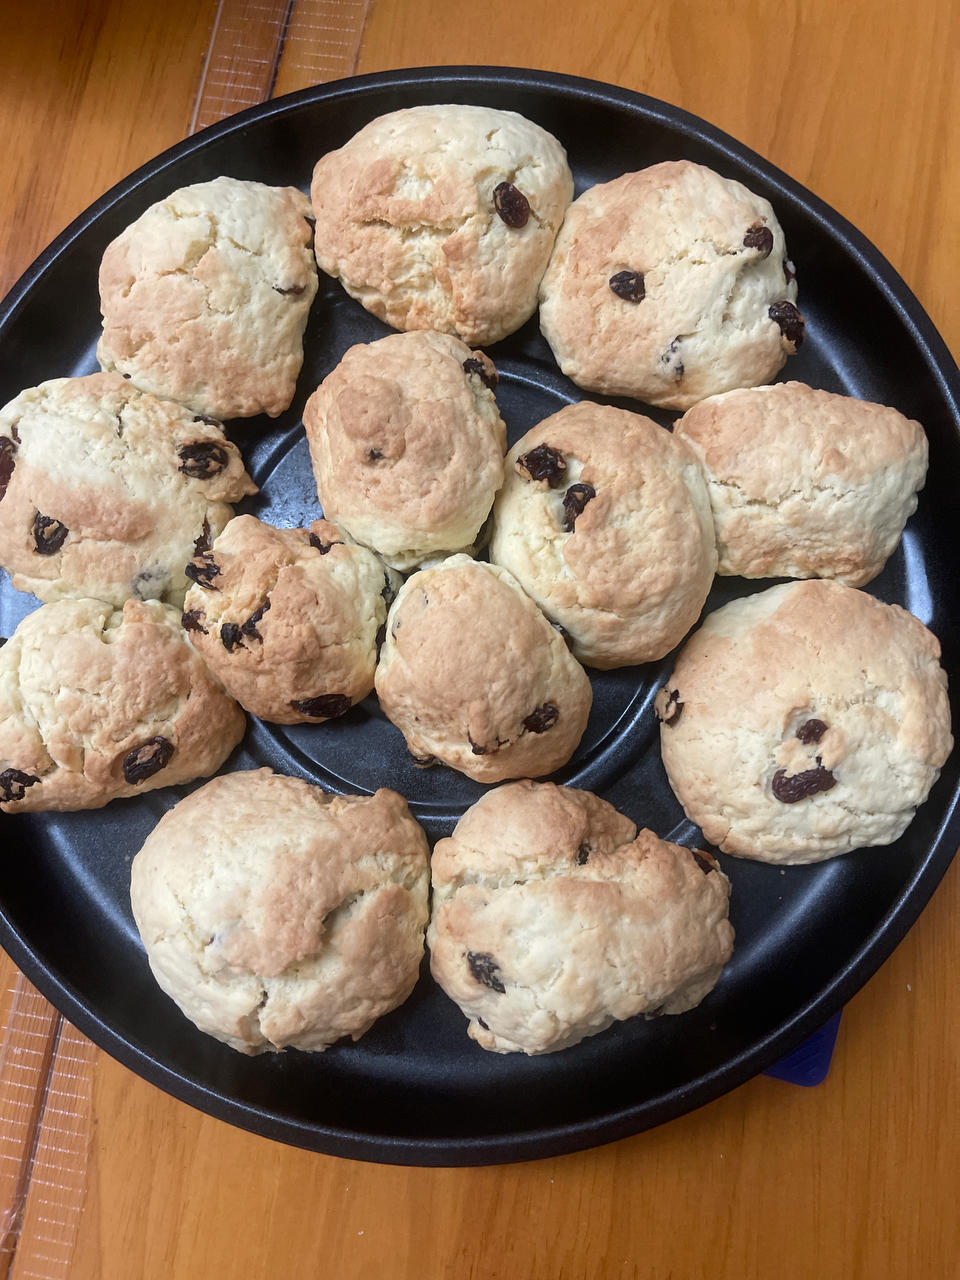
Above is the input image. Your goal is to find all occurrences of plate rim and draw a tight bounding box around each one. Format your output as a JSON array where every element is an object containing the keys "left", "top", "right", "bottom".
[{"left": 1, "top": 65, "right": 958, "bottom": 1166}]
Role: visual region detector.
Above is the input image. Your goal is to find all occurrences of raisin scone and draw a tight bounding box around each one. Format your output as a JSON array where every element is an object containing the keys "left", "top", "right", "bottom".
[
  {"left": 311, "top": 104, "right": 573, "bottom": 346},
  {"left": 374, "top": 557, "right": 592, "bottom": 783},
  {"left": 98, "top": 176, "right": 317, "bottom": 419},
  {"left": 303, "top": 331, "right": 506, "bottom": 571},
  {"left": 539, "top": 160, "right": 802, "bottom": 410},
  {"left": 655, "top": 580, "right": 953, "bottom": 864},
  {"left": 428, "top": 779, "right": 734, "bottom": 1054},
  {"left": 489, "top": 401, "right": 717, "bottom": 667},
  {"left": 182, "top": 515, "right": 400, "bottom": 724},
  {"left": 673, "top": 381, "right": 928, "bottom": 586},
  {"left": 0, "top": 597, "right": 246, "bottom": 813},
  {"left": 0, "top": 374, "right": 256, "bottom": 608},
  {"left": 130, "top": 770, "right": 430, "bottom": 1055}
]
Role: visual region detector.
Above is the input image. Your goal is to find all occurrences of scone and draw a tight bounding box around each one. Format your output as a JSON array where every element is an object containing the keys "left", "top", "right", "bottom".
[
  {"left": 374, "top": 557, "right": 592, "bottom": 783},
  {"left": 311, "top": 103, "right": 573, "bottom": 345},
  {"left": 0, "top": 373, "right": 256, "bottom": 607},
  {"left": 130, "top": 770, "right": 430, "bottom": 1055},
  {"left": 98, "top": 176, "right": 318, "bottom": 419},
  {"left": 0, "top": 597, "right": 246, "bottom": 813},
  {"left": 674, "top": 381, "right": 928, "bottom": 586},
  {"left": 655, "top": 580, "right": 953, "bottom": 864},
  {"left": 429, "top": 779, "right": 734, "bottom": 1054},
  {"left": 182, "top": 514, "right": 400, "bottom": 723},
  {"left": 539, "top": 160, "right": 802, "bottom": 410},
  {"left": 303, "top": 331, "right": 506, "bottom": 570},
  {"left": 489, "top": 401, "right": 717, "bottom": 667}
]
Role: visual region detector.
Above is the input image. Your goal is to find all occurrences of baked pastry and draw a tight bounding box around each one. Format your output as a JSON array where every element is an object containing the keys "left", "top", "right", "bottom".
[
  {"left": 130, "top": 770, "right": 430, "bottom": 1055},
  {"left": 489, "top": 401, "right": 717, "bottom": 667},
  {"left": 0, "top": 597, "right": 246, "bottom": 813},
  {"left": 656, "top": 580, "right": 953, "bottom": 864},
  {"left": 0, "top": 373, "right": 256, "bottom": 608},
  {"left": 182, "top": 514, "right": 400, "bottom": 723},
  {"left": 303, "top": 331, "right": 506, "bottom": 571},
  {"left": 539, "top": 160, "right": 802, "bottom": 410},
  {"left": 310, "top": 103, "right": 573, "bottom": 345},
  {"left": 429, "top": 779, "right": 734, "bottom": 1054},
  {"left": 673, "top": 381, "right": 928, "bottom": 586},
  {"left": 98, "top": 176, "right": 317, "bottom": 419},
  {"left": 374, "top": 556, "right": 592, "bottom": 782}
]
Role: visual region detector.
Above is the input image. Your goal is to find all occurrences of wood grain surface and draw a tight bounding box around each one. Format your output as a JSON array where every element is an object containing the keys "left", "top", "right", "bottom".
[{"left": 1, "top": 0, "right": 958, "bottom": 1277}]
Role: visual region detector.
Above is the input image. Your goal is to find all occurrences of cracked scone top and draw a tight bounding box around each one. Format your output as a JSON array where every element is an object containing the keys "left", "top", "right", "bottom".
[
  {"left": 0, "top": 597, "right": 246, "bottom": 813},
  {"left": 0, "top": 373, "right": 256, "bottom": 608},
  {"left": 182, "top": 515, "right": 400, "bottom": 724},
  {"left": 303, "top": 331, "right": 506, "bottom": 571},
  {"left": 428, "top": 780, "right": 734, "bottom": 1054},
  {"left": 655, "top": 580, "right": 953, "bottom": 864},
  {"left": 130, "top": 770, "right": 430, "bottom": 1055},
  {"left": 674, "top": 381, "right": 928, "bottom": 587},
  {"left": 539, "top": 160, "right": 802, "bottom": 410},
  {"left": 98, "top": 176, "right": 318, "bottom": 419},
  {"left": 310, "top": 104, "right": 574, "bottom": 345},
  {"left": 489, "top": 401, "right": 717, "bottom": 668},
  {"left": 374, "top": 557, "right": 592, "bottom": 783}
]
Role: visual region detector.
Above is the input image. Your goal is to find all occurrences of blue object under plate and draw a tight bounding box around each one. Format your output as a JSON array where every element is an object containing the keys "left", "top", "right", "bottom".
[{"left": 764, "top": 1011, "right": 843, "bottom": 1086}]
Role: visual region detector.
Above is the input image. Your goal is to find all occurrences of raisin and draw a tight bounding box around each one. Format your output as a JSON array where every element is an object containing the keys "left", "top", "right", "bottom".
[
  {"left": 177, "top": 441, "right": 229, "bottom": 479},
  {"left": 562, "top": 483, "right": 595, "bottom": 532},
  {"left": 193, "top": 415, "right": 223, "bottom": 429},
  {"left": 796, "top": 718, "right": 828, "bottom": 745},
  {"left": 308, "top": 532, "right": 341, "bottom": 555},
  {"left": 659, "top": 689, "right": 684, "bottom": 727},
  {"left": 122, "top": 736, "right": 175, "bottom": 785},
  {"left": 477, "top": 1018, "right": 490, "bottom": 1031},
  {"left": 467, "top": 951, "right": 506, "bottom": 993},
  {"left": 576, "top": 842, "right": 590, "bottom": 865},
  {"left": 467, "top": 733, "right": 489, "bottom": 756},
  {"left": 660, "top": 337, "right": 684, "bottom": 380},
  {"left": 493, "top": 181, "right": 530, "bottom": 228},
  {"left": 193, "top": 519, "right": 212, "bottom": 554},
  {"left": 33, "top": 513, "right": 68, "bottom": 555},
  {"left": 273, "top": 283, "right": 305, "bottom": 295},
  {"left": 366, "top": 448, "right": 384, "bottom": 462},
  {"left": 409, "top": 750, "right": 437, "bottom": 769},
  {"left": 771, "top": 763, "right": 836, "bottom": 803},
  {"left": 743, "top": 222, "right": 774, "bottom": 257},
  {"left": 691, "top": 849, "right": 718, "bottom": 875},
  {"left": 769, "top": 300, "right": 805, "bottom": 348},
  {"left": 180, "top": 609, "right": 207, "bottom": 634},
  {"left": 0, "top": 436, "right": 17, "bottom": 502},
  {"left": 462, "top": 356, "right": 498, "bottom": 390},
  {"left": 516, "top": 444, "right": 566, "bottom": 486},
  {"left": 241, "top": 601, "right": 270, "bottom": 641},
  {"left": 0, "top": 768, "right": 41, "bottom": 803},
  {"left": 608, "top": 269, "right": 645, "bottom": 302},
  {"left": 221, "top": 622, "right": 243, "bottom": 652},
  {"left": 290, "top": 693, "right": 352, "bottom": 719},
  {"left": 522, "top": 703, "right": 558, "bottom": 734},
  {"left": 184, "top": 553, "right": 220, "bottom": 590}
]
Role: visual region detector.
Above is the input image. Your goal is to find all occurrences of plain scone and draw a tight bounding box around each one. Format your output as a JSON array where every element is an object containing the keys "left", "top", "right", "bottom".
[
  {"left": 374, "top": 557, "right": 592, "bottom": 782},
  {"left": 673, "top": 381, "right": 928, "bottom": 586},
  {"left": 303, "top": 331, "right": 506, "bottom": 570},
  {"left": 490, "top": 401, "right": 717, "bottom": 667},
  {"left": 656, "top": 580, "right": 953, "bottom": 863},
  {"left": 182, "top": 515, "right": 399, "bottom": 723},
  {"left": 539, "top": 160, "right": 802, "bottom": 410},
  {"left": 429, "top": 779, "right": 734, "bottom": 1054},
  {"left": 130, "top": 770, "right": 430, "bottom": 1054},
  {"left": 311, "top": 104, "right": 573, "bottom": 346},
  {"left": 0, "top": 373, "right": 256, "bottom": 608},
  {"left": 98, "top": 176, "right": 318, "bottom": 419},
  {"left": 0, "top": 597, "right": 246, "bottom": 813}
]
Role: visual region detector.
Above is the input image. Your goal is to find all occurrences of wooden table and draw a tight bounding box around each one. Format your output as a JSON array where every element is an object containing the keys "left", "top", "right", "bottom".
[{"left": 1, "top": 1, "right": 958, "bottom": 1276}]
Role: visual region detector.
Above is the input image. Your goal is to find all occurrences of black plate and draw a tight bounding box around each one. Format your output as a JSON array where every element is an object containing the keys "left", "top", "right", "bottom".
[{"left": 1, "top": 68, "right": 958, "bottom": 1167}]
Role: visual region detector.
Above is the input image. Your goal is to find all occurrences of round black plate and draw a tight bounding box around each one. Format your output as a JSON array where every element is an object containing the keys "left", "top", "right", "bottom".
[{"left": 1, "top": 68, "right": 958, "bottom": 1167}]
